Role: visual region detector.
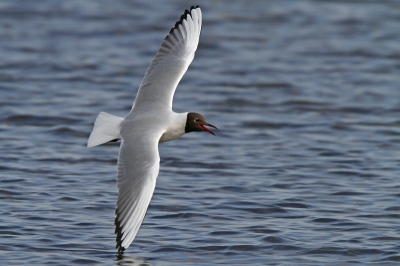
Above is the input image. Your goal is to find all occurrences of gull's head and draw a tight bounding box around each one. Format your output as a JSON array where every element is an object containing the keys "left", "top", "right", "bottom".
[{"left": 185, "top": 112, "right": 217, "bottom": 136}]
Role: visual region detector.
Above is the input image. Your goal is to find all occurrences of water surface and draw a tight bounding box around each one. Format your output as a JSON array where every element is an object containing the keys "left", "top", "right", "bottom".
[{"left": 1, "top": 0, "right": 400, "bottom": 265}]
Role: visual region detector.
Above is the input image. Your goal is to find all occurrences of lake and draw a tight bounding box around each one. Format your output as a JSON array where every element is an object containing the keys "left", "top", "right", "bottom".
[{"left": 1, "top": 0, "right": 400, "bottom": 265}]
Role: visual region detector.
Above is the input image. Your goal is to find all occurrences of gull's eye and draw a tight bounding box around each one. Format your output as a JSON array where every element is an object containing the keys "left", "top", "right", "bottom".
[{"left": 194, "top": 118, "right": 199, "bottom": 122}]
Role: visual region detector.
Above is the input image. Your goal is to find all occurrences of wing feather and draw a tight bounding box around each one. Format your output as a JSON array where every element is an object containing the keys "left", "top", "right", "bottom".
[
  {"left": 129, "top": 6, "right": 202, "bottom": 112},
  {"left": 114, "top": 132, "right": 161, "bottom": 252}
]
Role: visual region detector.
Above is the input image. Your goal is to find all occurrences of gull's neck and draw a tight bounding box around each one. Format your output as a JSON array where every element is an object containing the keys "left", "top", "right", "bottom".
[{"left": 159, "top": 112, "right": 188, "bottom": 143}]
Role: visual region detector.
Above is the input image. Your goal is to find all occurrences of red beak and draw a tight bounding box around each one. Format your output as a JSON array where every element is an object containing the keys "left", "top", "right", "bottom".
[{"left": 200, "top": 123, "right": 218, "bottom": 136}]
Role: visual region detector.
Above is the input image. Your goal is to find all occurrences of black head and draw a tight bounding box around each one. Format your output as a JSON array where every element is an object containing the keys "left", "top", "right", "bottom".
[{"left": 185, "top": 112, "right": 217, "bottom": 135}]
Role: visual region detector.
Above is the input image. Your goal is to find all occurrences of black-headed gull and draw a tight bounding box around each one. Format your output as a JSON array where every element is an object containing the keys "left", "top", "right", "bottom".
[{"left": 87, "top": 6, "right": 216, "bottom": 254}]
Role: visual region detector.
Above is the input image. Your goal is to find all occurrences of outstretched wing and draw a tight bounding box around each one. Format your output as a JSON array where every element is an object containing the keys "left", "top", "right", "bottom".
[
  {"left": 130, "top": 6, "right": 202, "bottom": 112},
  {"left": 114, "top": 129, "right": 162, "bottom": 253}
]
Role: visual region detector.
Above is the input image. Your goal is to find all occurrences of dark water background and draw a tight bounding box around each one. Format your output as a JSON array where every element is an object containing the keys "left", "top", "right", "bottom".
[{"left": 1, "top": 0, "right": 400, "bottom": 265}]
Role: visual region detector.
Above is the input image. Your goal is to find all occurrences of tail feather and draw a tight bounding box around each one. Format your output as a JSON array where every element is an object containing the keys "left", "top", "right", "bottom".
[{"left": 87, "top": 112, "right": 124, "bottom": 148}]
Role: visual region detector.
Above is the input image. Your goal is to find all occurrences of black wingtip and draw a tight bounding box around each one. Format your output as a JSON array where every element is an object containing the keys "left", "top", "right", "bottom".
[
  {"left": 167, "top": 5, "right": 200, "bottom": 35},
  {"left": 115, "top": 209, "right": 125, "bottom": 254},
  {"left": 117, "top": 246, "right": 125, "bottom": 255}
]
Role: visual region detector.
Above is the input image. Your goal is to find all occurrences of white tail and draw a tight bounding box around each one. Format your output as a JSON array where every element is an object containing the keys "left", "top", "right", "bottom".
[{"left": 87, "top": 112, "right": 124, "bottom": 148}]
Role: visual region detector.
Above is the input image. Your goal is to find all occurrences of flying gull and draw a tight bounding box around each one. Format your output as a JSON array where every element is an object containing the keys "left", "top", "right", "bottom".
[{"left": 87, "top": 5, "right": 216, "bottom": 253}]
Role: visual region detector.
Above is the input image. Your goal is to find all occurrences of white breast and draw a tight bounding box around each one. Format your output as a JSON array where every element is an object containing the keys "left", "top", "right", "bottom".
[{"left": 159, "top": 112, "right": 188, "bottom": 143}]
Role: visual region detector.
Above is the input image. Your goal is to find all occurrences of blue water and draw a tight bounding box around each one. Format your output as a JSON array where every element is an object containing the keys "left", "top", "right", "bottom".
[{"left": 1, "top": 0, "right": 400, "bottom": 265}]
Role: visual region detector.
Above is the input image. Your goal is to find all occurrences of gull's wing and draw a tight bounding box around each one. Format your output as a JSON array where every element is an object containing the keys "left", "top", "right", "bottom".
[
  {"left": 129, "top": 6, "right": 202, "bottom": 112},
  {"left": 114, "top": 129, "right": 162, "bottom": 253}
]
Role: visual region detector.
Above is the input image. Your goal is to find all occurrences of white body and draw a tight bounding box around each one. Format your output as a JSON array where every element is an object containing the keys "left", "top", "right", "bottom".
[
  {"left": 88, "top": 110, "right": 187, "bottom": 147},
  {"left": 87, "top": 6, "right": 202, "bottom": 251}
]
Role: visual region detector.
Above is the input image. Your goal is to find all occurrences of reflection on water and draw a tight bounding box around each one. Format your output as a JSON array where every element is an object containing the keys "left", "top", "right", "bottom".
[
  {"left": 116, "top": 254, "right": 151, "bottom": 266},
  {"left": 1, "top": 0, "right": 400, "bottom": 265}
]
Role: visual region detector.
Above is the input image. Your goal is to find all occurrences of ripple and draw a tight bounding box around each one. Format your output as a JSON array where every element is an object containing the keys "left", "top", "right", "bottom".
[
  {"left": 1, "top": 0, "right": 400, "bottom": 265},
  {"left": 228, "top": 244, "right": 259, "bottom": 251},
  {"left": 151, "top": 212, "right": 209, "bottom": 219},
  {"left": 3, "top": 114, "right": 80, "bottom": 126},
  {"left": 276, "top": 203, "right": 311, "bottom": 209},
  {"left": 209, "top": 230, "right": 240, "bottom": 236},
  {"left": 311, "top": 218, "right": 340, "bottom": 223},
  {"left": 262, "top": 236, "right": 286, "bottom": 243},
  {"left": 380, "top": 256, "right": 400, "bottom": 262}
]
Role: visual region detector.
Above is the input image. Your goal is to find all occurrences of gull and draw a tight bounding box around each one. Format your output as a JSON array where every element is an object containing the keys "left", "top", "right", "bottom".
[{"left": 87, "top": 6, "right": 216, "bottom": 254}]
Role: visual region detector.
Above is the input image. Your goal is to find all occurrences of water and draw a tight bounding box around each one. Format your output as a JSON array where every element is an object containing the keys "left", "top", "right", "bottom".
[{"left": 1, "top": 0, "right": 400, "bottom": 265}]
